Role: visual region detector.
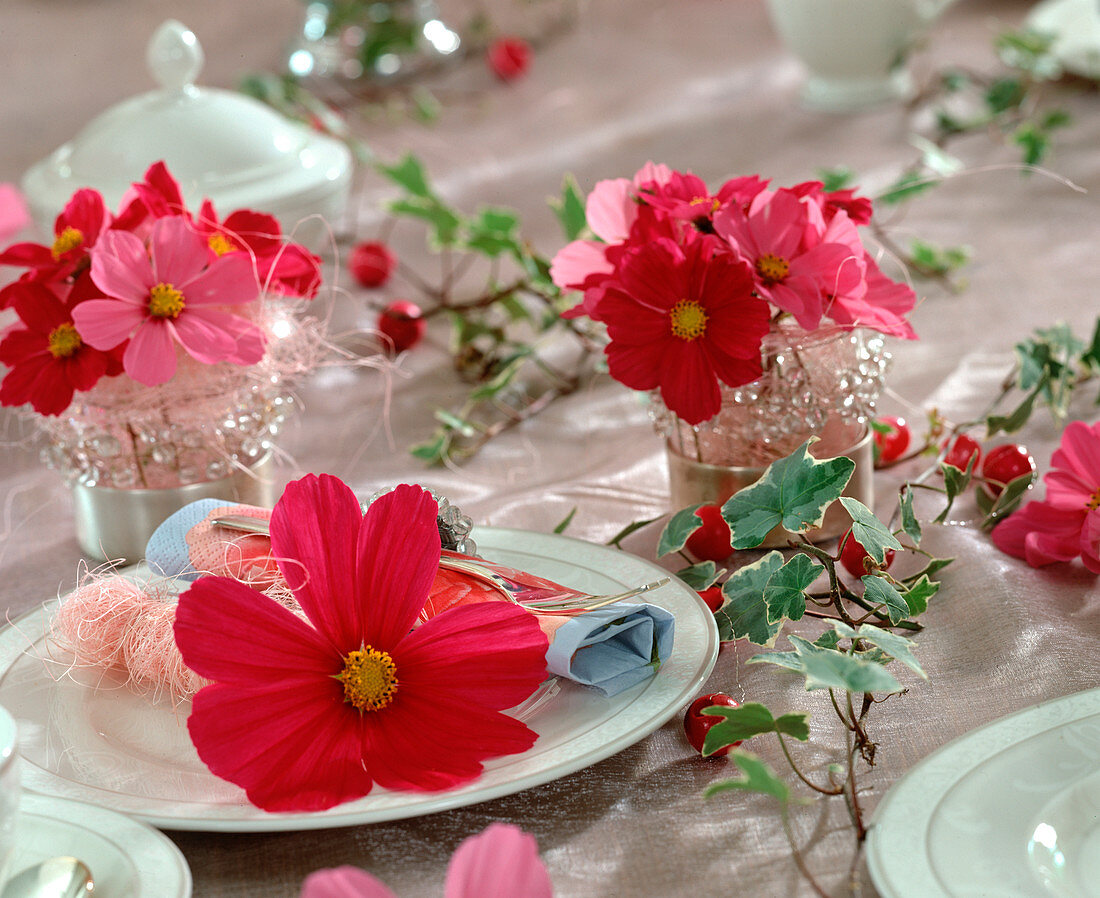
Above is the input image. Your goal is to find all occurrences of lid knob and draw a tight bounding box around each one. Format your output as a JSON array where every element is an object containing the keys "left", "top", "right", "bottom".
[{"left": 147, "top": 20, "right": 204, "bottom": 92}]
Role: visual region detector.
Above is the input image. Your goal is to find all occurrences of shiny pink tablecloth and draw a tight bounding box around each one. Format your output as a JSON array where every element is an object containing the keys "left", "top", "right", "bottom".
[{"left": 2, "top": 0, "right": 1099, "bottom": 895}]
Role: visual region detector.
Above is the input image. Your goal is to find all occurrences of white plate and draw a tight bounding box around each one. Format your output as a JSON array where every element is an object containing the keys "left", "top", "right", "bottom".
[
  {"left": 0, "top": 528, "right": 718, "bottom": 832},
  {"left": 1027, "top": 0, "right": 1100, "bottom": 79},
  {"left": 8, "top": 793, "right": 191, "bottom": 897},
  {"left": 867, "top": 687, "right": 1100, "bottom": 898}
]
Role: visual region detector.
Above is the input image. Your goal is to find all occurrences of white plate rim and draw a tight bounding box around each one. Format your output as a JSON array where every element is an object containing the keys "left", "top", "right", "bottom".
[
  {"left": 866, "top": 686, "right": 1100, "bottom": 898},
  {"left": 15, "top": 792, "right": 191, "bottom": 897},
  {"left": 0, "top": 527, "right": 719, "bottom": 832}
]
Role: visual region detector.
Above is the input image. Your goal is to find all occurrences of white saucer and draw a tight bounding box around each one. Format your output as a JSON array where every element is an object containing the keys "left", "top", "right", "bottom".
[
  {"left": 8, "top": 793, "right": 191, "bottom": 897},
  {"left": 1027, "top": 0, "right": 1100, "bottom": 79}
]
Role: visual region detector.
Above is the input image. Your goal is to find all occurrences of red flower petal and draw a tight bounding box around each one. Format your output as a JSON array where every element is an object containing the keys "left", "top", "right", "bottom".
[
  {"left": 659, "top": 338, "right": 722, "bottom": 425},
  {"left": 356, "top": 484, "right": 441, "bottom": 649},
  {"left": 188, "top": 680, "right": 374, "bottom": 812},
  {"left": 0, "top": 243, "right": 54, "bottom": 269},
  {"left": 270, "top": 473, "right": 367, "bottom": 649},
  {"left": 9, "top": 282, "right": 70, "bottom": 335}
]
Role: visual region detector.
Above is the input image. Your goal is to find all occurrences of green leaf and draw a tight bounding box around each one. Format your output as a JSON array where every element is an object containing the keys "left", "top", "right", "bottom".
[
  {"left": 409, "top": 431, "right": 449, "bottom": 464},
  {"left": 840, "top": 497, "right": 903, "bottom": 564},
  {"left": 904, "top": 556, "right": 955, "bottom": 583},
  {"left": 715, "top": 551, "right": 783, "bottom": 645},
  {"left": 657, "top": 504, "right": 704, "bottom": 557},
  {"left": 675, "top": 561, "right": 721, "bottom": 591},
  {"left": 817, "top": 167, "right": 854, "bottom": 192},
  {"left": 553, "top": 507, "right": 577, "bottom": 534},
  {"left": 550, "top": 174, "right": 588, "bottom": 241},
  {"left": 981, "top": 470, "right": 1037, "bottom": 528},
  {"left": 985, "top": 77, "right": 1026, "bottom": 114},
  {"left": 377, "top": 153, "right": 433, "bottom": 198},
  {"left": 469, "top": 354, "right": 528, "bottom": 401},
  {"left": 758, "top": 634, "right": 902, "bottom": 693},
  {"left": 387, "top": 197, "right": 461, "bottom": 245},
  {"left": 464, "top": 207, "right": 522, "bottom": 257},
  {"left": 899, "top": 574, "right": 939, "bottom": 616},
  {"left": 877, "top": 171, "right": 940, "bottom": 205},
  {"left": 704, "top": 750, "right": 790, "bottom": 803},
  {"left": 433, "top": 409, "right": 476, "bottom": 437},
  {"left": 1014, "top": 123, "right": 1049, "bottom": 167},
  {"left": 832, "top": 622, "right": 927, "bottom": 679},
  {"left": 987, "top": 385, "right": 1041, "bottom": 435},
  {"left": 911, "top": 135, "right": 965, "bottom": 176},
  {"left": 722, "top": 440, "right": 854, "bottom": 549},
  {"left": 763, "top": 553, "right": 823, "bottom": 623},
  {"left": 700, "top": 702, "right": 810, "bottom": 755},
  {"left": 410, "top": 86, "right": 441, "bottom": 122},
  {"left": 814, "top": 630, "right": 841, "bottom": 650},
  {"left": 605, "top": 516, "right": 662, "bottom": 549},
  {"left": 899, "top": 485, "right": 922, "bottom": 545},
  {"left": 862, "top": 575, "right": 911, "bottom": 625},
  {"left": 936, "top": 454, "right": 976, "bottom": 522}
]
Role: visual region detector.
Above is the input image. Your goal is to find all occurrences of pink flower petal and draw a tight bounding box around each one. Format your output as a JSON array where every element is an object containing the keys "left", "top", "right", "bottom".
[
  {"left": 585, "top": 177, "right": 635, "bottom": 243},
  {"left": 356, "top": 484, "right": 441, "bottom": 649},
  {"left": 270, "top": 474, "right": 367, "bottom": 649},
  {"left": 90, "top": 230, "right": 155, "bottom": 302},
  {"left": 187, "top": 680, "right": 374, "bottom": 812},
  {"left": 991, "top": 501, "right": 1085, "bottom": 567},
  {"left": 0, "top": 183, "right": 30, "bottom": 240},
  {"left": 170, "top": 308, "right": 242, "bottom": 364},
  {"left": 444, "top": 824, "right": 552, "bottom": 898},
  {"left": 122, "top": 320, "right": 179, "bottom": 385},
  {"left": 549, "top": 240, "right": 611, "bottom": 291},
  {"left": 71, "top": 299, "right": 146, "bottom": 350},
  {"left": 181, "top": 252, "right": 259, "bottom": 306},
  {"left": 301, "top": 867, "right": 396, "bottom": 898},
  {"left": 150, "top": 216, "right": 210, "bottom": 287}
]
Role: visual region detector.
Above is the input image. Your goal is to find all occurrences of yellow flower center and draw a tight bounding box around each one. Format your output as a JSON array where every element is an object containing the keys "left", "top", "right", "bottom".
[
  {"left": 669, "top": 298, "right": 708, "bottom": 341},
  {"left": 51, "top": 227, "right": 84, "bottom": 261},
  {"left": 689, "top": 196, "right": 721, "bottom": 214},
  {"left": 1087, "top": 489, "right": 1100, "bottom": 511},
  {"left": 207, "top": 233, "right": 236, "bottom": 257},
  {"left": 336, "top": 646, "right": 399, "bottom": 711},
  {"left": 756, "top": 253, "right": 790, "bottom": 285},
  {"left": 47, "top": 323, "right": 82, "bottom": 359},
  {"left": 148, "top": 283, "right": 185, "bottom": 319}
]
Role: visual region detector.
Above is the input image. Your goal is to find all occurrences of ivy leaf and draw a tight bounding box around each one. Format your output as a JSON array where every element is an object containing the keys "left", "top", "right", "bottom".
[
  {"left": 553, "top": 507, "right": 577, "bottom": 534},
  {"left": 722, "top": 440, "right": 854, "bottom": 549},
  {"left": 433, "top": 409, "right": 476, "bottom": 437},
  {"left": 387, "top": 197, "right": 462, "bottom": 246},
  {"left": 704, "top": 750, "right": 790, "bottom": 804},
  {"left": 904, "top": 556, "right": 955, "bottom": 583},
  {"left": 715, "top": 552, "right": 784, "bottom": 645},
  {"left": 899, "top": 574, "right": 939, "bottom": 616},
  {"left": 987, "top": 383, "right": 1041, "bottom": 435},
  {"left": 899, "top": 485, "right": 921, "bottom": 545},
  {"left": 676, "top": 561, "right": 721, "bottom": 591},
  {"left": 840, "top": 497, "right": 903, "bottom": 563},
  {"left": 877, "top": 171, "right": 940, "bottom": 205},
  {"left": 409, "top": 430, "right": 449, "bottom": 464},
  {"left": 550, "top": 173, "right": 588, "bottom": 241},
  {"left": 657, "top": 504, "right": 704, "bottom": 556},
  {"left": 832, "top": 622, "right": 927, "bottom": 679},
  {"left": 749, "top": 634, "right": 902, "bottom": 693},
  {"left": 469, "top": 353, "right": 529, "bottom": 400},
  {"left": 377, "top": 153, "right": 433, "bottom": 198},
  {"left": 605, "top": 516, "right": 662, "bottom": 549},
  {"left": 814, "top": 630, "right": 841, "bottom": 650},
  {"left": 763, "top": 553, "right": 823, "bottom": 623},
  {"left": 980, "top": 471, "right": 1037, "bottom": 529},
  {"left": 985, "top": 77, "right": 1026, "bottom": 114},
  {"left": 700, "top": 702, "right": 810, "bottom": 756},
  {"left": 936, "top": 456, "right": 975, "bottom": 523},
  {"left": 862, "top": 574, "right": 911, "bottom": 624},
  {"left": 817, "top": 167, "right": 854, "bottom": 192}
]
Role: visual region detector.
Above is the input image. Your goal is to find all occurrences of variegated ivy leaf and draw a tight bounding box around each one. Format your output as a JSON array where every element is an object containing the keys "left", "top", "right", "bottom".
[
  {"left": 899, "top": 485, "right": 922, "bottom": 545},
  {"left": 901, "top": 574, "right": 939, "bottom": 616},
  {"left": 936, "top": 456, "right": 976, "bottom": 523},
  {"left": 722, "top": 439, "right": 854, "bottom": 549},
  {"left": 840, "top": 497, "right": 903, "bottom": 563},
  {"left": 763, "top": 553, "right": 824, "bottom": 623},
  {"left": 704, "top": 750, "right": 790, "bottom": 803},
  {"left": 749, "top": 634, "right": 902, "bottom": 693},
  {"left": 715, "top": 552, "right": 784, "bottom": 645},
  {"left": 862, "top": 574, "right": 911, "bottom": 625},
  {"left": 657, "top": 504, "right": 704, "bottom": 557},
  {"left": 676, "top": 561, "right": 722, "bottom": 591},
  {"left": 701, "top": 702, "right": 811, "bottom": 756},
  {"left": 832, "top": 622, "right": 927, "bottom": 679}
]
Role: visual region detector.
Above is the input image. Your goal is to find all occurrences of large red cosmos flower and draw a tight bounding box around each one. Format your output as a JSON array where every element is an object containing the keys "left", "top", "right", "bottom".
[
  {"left": 0, "top": 281, "right": 120, "bottom": 415},
  {"left": 599, "top": 232, "right": 770, "bottom": 425},
  {"left": 173, "top": 476, "right": 549, "bottom": 812}
]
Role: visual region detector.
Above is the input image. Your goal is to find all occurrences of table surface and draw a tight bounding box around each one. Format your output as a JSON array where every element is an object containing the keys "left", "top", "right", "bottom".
[{"left": 2, "top": 0, "right": 1099, "bottom": 895}]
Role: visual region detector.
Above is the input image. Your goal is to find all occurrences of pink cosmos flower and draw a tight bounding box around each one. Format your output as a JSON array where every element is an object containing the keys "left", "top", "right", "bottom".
[
  {"left": 72, "top": 216, "right": 263, "bottom": 385},
  {"left": 599, "top": 231, "right": 770, "bottom": 425},
  {"left": 300, "top": 823, "right": 552, "bottom": 898},
  {"left": 824, "top": 254, "right": 917, "bottom": 339},
  {"left": 991, "top": 420, "right": 1100, "bottom": 573},
  {"left": 714, "top": 188, "right": 865, "bottom": 331},
  {"left": 173, "top": 476, "right": 549, "bottom": 812},
  {"left": 0, "top": 183, "right": 29, "bottom": 241}
]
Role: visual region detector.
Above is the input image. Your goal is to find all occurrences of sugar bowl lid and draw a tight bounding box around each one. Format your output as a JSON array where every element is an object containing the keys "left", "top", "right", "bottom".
[{"left": 22, "top": 20, "right": 351, "bottom": 233}]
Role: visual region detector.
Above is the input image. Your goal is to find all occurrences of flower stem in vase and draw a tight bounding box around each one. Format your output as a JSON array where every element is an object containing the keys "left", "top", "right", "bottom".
[{"left": 125, "top": 422, "right": 151, "bottom": 489}]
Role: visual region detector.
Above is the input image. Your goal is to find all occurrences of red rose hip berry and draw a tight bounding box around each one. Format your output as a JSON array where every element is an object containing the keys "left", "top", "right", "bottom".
[
  {"left": 685, "top": 504, "right": 733, "bottom": 562},
  {"left": 377, "top": 300, "right": 425, "bottom": 352},
  {"left": 349, "top": 241, "right": 396, "bottom": 288},
  {"left": 981, "top": 443, "right": 1037, "bottom": 497},
  {"left": 872, "top": 415, "right": 911, "bottom": 464},
  {"left": 840, "top": 530, "right": 895, "bottom": 578},
  {"left": 697, "top": 585, "right": 725, "bottom": 613},
  {"left": 684, "top": 693, "right": 741, "bottom": 757},
  {"left": 487, "top": 37, "right": 531, "bottom": 82},
  {"left": 942, "top": 433, "right": 982, "bottom": 472}
]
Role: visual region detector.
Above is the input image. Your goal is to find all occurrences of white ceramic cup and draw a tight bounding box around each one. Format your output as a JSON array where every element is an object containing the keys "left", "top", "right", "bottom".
[
  {"left": 0, "top": 706, "right": 18, "bottom": 886},
  {"left": 765, "top": 0, "right": 956, "bottom": 111}
]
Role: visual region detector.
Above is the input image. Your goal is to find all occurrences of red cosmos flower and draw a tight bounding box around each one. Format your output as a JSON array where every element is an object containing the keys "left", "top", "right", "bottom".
[
  {"left": 173, "top": 476, "right": 549, "bottom": 812},
  {"left": 643, "top": 171, "right": 769, "bottom": 227},
  {"left": 790, "top": 181, "right": 874, "bottom": 226},
  {"left": 0, "top": 281, "right": 120, "bottom": 415},
  {"left": 0, "top": 188, "right": 109, "bottom": 307},
  {"left": 599, "top": 232, "right": 770, "bottom": 425}
]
